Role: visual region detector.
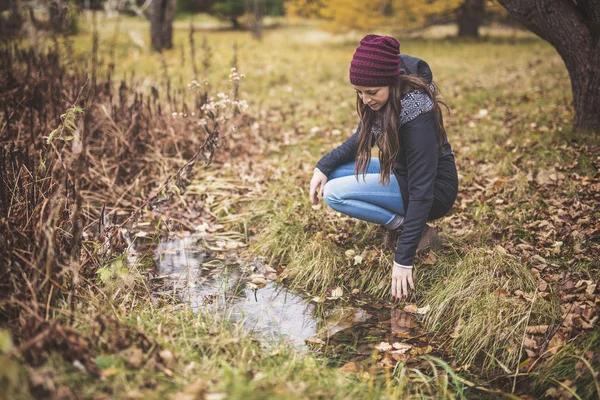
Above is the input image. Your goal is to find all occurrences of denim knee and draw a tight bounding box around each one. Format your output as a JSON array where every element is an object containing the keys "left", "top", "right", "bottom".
[{"left": 323, "top": 181, "right": 344, "bottom": 209}]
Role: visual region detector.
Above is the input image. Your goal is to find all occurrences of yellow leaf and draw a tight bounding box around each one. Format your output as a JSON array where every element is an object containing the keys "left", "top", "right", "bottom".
[{"left": 403, "top": 304, "right": 418, "bottom": 313}]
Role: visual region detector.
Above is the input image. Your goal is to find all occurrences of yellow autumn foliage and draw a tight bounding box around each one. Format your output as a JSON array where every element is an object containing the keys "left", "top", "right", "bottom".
[{"left": 285, "top": 0, "right": 507, "bottom": 32}]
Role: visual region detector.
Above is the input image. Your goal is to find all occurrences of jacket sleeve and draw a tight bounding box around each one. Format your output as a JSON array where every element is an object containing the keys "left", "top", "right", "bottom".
[
  {"left": 395, "top": 111, "right": 438, "bottom": 266},
  {"left": 315, "top": 123, "right": 360, "bottom": 177}
]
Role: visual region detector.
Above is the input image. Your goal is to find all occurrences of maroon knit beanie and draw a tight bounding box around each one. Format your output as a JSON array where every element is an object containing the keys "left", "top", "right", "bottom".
[{"left": 349, "top": 34, "right": 401, "bottom": 87}]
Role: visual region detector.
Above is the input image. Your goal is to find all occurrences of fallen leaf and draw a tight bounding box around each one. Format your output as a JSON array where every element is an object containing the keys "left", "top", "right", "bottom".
[
  {"left": 548, "top": 332, "right": 567, "bottom": 355},
  {"left": 356, "top": 371, "right": 370, "bottom": 382},
  {"left": 305, "top": 337, "right": 325, "bottom": 346},
  {"left": 125, "top": 348, "right": 143, "bottom": 369},
  {"left": 101, "top": 367, "right": 119, "bottom": 378},
  {"left": 416, "top": 305, "right": 430, "bottom": 315},
  {"left": 586, "top": 284, "right": 597, "bottom": 296},
  {"left": 328, "top": 287, "right": 343, "bottom": 299},
  {"left": 523, "top": 337, "right": 537, "bottom": 349},
  {"left": 403, "top": 304, "right": 418, "bottom": 313},
  {"left": 180, "top": 379, "right": 207, "bottom": 399},
  {"left": 392, "top": 342, "right": 412, "bottom": 353},
  {"left": 376, "top": 342, "right": 392, "bottom": 352},
  {"left": 420, "top": 252, "right": 437, "bottom": 265},
  {"left": 159, "top": 349, "right": 176, "bottom": 369},
  {"left": 249, "top": 276, "right": 267, "bottom": 288},
  {"left": 410, "top": 346, "right": 433, "bottom": 355},
  {"left": 379, "top": 353, "right": 395, "bottom": 367},
  {"left": 525, "top": 325, "right": 549, "bottom": 335},
  {"left": 341, "top": 362, "right": 359, "bottom": 373}
]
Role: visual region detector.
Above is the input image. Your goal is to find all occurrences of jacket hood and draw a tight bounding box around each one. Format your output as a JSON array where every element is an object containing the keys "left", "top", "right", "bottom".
[{"left": 400, "top": 54, "right": 433, "bottom": 84}]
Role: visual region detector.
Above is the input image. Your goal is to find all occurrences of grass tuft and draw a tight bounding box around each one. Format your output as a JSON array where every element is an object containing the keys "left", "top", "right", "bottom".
[{"left": 424, "top": 247, "right": 560, "bottom": 373}]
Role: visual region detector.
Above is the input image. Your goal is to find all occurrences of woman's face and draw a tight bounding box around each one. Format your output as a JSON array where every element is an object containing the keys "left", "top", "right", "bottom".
[{"left": 353, "top": 85, "right": 390, "bottom": 111}]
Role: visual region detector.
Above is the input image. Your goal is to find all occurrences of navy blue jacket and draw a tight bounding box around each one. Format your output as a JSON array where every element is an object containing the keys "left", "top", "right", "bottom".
[{"left": 316, "top": 55, "right": 458, "bottom": 266}]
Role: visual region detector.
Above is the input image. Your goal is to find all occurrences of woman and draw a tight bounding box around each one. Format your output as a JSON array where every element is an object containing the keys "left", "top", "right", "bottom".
[{"left": 309, "top": 34, "right": 458, "bottom": 300}]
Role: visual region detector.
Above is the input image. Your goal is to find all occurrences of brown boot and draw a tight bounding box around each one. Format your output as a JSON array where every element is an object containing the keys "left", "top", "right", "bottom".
[
  {"left": 417, "top": 224, "right": 441, "bottom": 252},
  {"left": 384, "top": 227, "right": 403, "bottom": 250}
]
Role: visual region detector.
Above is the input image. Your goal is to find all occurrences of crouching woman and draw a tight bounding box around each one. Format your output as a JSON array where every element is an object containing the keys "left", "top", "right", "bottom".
[{"left": 309, "top": 35, "right": 458, "bottom": 300}]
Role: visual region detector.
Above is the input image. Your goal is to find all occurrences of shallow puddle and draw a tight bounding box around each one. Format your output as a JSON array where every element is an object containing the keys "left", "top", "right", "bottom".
[
  {"left": 152, "top": 235, "right": 319, "bottom": 347},
  {"left": 138, "top": 233, "right": 425, "bottom": 358}
]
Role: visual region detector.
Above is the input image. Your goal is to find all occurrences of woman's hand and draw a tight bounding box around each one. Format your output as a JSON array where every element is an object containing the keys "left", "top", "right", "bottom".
[
  {"left": 392, "top": 262, "right": 414, "bottom": 300},
  {"left": 309, "top": 168, "right": 328, "bottom": 205}
]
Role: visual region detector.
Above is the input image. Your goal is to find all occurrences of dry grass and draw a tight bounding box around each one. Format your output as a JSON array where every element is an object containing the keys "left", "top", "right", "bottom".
[{"left": 424, "top": 247, "right": 560, "bottom": 373}]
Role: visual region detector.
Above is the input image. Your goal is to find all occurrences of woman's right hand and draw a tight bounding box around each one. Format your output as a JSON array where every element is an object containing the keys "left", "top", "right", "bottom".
[{"left": 309, "top": 168, "right": 328, "bottom": 205}]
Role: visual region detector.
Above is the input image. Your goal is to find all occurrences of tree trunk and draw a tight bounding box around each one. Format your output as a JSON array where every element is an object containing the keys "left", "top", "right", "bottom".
[
  {"left": 497, "top": 0, "right": 600, "bottom": 132},
  {"left": 49, "top": 0, "right": 68, "bottom": 33},
  {"left": 150, "top": 0, "right": 177, "bottom": 52},
  {"left": 244, "top": 0, "right": 263, "bottom": 40},
  {"left": 457, "top": 0, "right": 484, "bottom": 37}
]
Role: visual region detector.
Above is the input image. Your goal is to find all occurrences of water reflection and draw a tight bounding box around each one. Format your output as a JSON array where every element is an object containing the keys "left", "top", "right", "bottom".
[
  {"left": 145, "top": 234, "right": 422, "bottom": 355},
  {"left": 154, "top": 235, "right": 319, "bottom": 348}
]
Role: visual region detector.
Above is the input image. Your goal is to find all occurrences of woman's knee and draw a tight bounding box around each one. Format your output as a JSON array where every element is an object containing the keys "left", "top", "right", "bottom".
[{"left": 323, "top": 181, "right": 344, "bottom": 208}]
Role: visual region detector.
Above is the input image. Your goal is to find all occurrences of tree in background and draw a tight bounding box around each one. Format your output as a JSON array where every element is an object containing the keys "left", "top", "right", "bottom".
[
  {"left": 285, "top": 0, "right": 505, "bottom": 38},
  {"left": 497, "top": 0, "right": 600, "bottom": 132},
  {"left": 177, "top": 0, "right": 218, "bottom": 13},
  {"left": 150, "top": 0, "right": 177, "bottom": 51},
  {"left": 457, "top": 0, "right": 484, "bottom": 37},
  {"left": 245, "top": 0, "right": 264, "bottom": 39},
  {"left": 211, "top": 0, "right": 245, "bottom": 29},
  {"left": 210, "top": 0, "right": 284, "bottom": 32}
]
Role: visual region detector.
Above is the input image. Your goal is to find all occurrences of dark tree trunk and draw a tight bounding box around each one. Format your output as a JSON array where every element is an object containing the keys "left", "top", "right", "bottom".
[
  {"left": 150, "top": 0, "right": 177, "bottom": 52},
  {"left": 497, "top": 0, "right": 600, "bottom": 132},
  {"left": 457, "top": 0, "right": 485, "bottom": 37},
  {"left": 3, "top": 0, "right": 23, "bottom": 35},
  {"left": 244, "top": 0, "right": 263, "bottom": 40},
  {"left": 49, "top": 0, "right": 68, "bottom": 33},
  {"left": 231, "top": 17, "right": 241, "bottom": 30}
]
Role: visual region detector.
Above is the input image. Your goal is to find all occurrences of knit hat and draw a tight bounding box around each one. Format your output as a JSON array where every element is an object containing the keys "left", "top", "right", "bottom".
[{"left": 349, "top": 34, "right": 401, "bottom": 87}]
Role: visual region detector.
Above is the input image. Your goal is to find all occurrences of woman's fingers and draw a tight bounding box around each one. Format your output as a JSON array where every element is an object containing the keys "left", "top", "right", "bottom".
[
  {"left": 401, "top": 276, "right": 408, "bottom": 299},
  {"left": 408, "top": 273, "right": 415, "bottom": 291},
  {"left": 309, "top": 177, "right": 327, "bottom": 205},
  {"left": 309, "top": 181, "right": 318, "bottom": 204}
]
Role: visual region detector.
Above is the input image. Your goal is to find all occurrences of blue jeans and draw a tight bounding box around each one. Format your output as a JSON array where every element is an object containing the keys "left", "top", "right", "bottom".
[{"left": 323, "top": 158, "right": 405, "bottom": 227}]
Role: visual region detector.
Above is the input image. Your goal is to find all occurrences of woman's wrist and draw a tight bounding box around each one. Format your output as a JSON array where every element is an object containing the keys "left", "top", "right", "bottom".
[{"left": 393, "top": 261, "right": 413, "bottom": 269}]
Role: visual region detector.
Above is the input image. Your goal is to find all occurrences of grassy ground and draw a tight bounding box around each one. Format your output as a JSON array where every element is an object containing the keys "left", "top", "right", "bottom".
[{"left": 3, "top": 12, "right": 599, "bottom": 399}]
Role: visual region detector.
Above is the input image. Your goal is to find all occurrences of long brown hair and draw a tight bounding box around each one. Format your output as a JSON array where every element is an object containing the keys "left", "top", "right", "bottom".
[{"left": 354, "top": 74, "right": 446, "bottom": 185}]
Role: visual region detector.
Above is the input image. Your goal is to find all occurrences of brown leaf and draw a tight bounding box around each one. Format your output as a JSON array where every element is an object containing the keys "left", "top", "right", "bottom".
[
  {"left": 420, "top": 251, "right": 437, "bottom": 265},
  {"left": 548, "top": 332, "right": 567, "bottom": 355},
  {"left": 125, "top": 348, "right": 143, "bottom": 369},
  {"left": 341, "top": 362, "right": 359, "bottom": 373},
  {"left": 391, "top": 352, "right": 410, "bottom": 362},
  {"left": 380, "top": 353, "right": 396, "bottom": 367},
  {"left": 159, "top": 349, "right": 176, "bottom": 370},
  {"left": 172, "top": 378, "right": 207, "bottom": 400},
  {"left": 523, "top": 337, "right": 537, "bottom": 349},
  {"left": 525, "top": 325, "right": 549, "bottom": 335}
]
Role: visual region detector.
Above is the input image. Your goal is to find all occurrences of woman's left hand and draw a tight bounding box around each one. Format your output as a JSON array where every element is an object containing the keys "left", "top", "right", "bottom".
[{"left": 392, "top": 263, "right": 414, "bottom": 300}]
